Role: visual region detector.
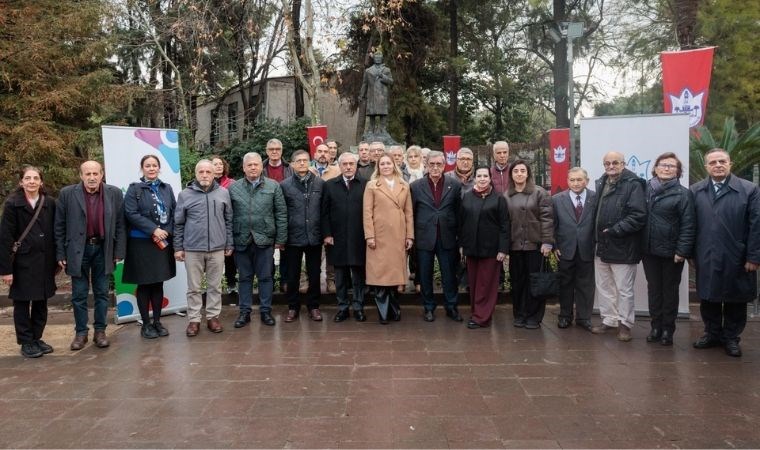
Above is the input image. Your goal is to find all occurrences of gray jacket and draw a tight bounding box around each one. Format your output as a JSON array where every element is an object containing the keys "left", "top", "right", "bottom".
[
  {"left": 173, "top": 180, "right": 233, "bottom": 252},
  {"left": 281, "top": 173, "right": 324, "bottom": 247},
  {"left": 552, "top": 189, "right": 597, "bottom": 262}
]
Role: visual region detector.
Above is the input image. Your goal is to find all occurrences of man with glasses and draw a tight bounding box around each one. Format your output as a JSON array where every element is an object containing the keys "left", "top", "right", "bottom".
[
  {"left": 446, "top": 148, "right": 475, "bottom": 195},
  {"left": 262, "top": 138, "right": 293, "bottom": 183},
  {"left": 326, "top": 140, "right": 339, "bottom": 165},
  {"left": 358, "top": 141, "right": 385, "bottom": 181},
  {"left": 591, "top": 152, "right": 647, "bottom": 342},
  {"left": 691, "top": 148, "right": 760, "bottom": 357}
]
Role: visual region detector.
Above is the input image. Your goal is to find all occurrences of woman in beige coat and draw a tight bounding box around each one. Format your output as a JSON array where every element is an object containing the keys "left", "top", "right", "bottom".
[{"left": 363, "top": 154, "right": 414, "bottom": 324}]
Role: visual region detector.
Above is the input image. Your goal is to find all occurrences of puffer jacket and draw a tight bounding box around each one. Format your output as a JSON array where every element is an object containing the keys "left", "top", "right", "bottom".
[
  {"left": 504, "top": 181, "right": 554, "bottom": 251},
  {"left": 594, "top": 168, "right": 647, "bottom": 264},
  {"left": 281, "top": 173, "right": 324, "bottom": 247},
  {"left": 173, "top": 180, "right": 233, "bottom": 252},
  {"left": 642, "top": 179, "right": 696, "bottom": 258},
  {"left": 228, "top": 177, "right": 287, "bottom": 248}
]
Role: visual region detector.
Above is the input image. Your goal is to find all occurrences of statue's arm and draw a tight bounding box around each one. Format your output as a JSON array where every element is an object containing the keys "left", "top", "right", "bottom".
[
  {"left": 380, "top": 67, "right": 393, "bottom": 86},
  {"left": 359, "top": 70, "right": 369, "bottom": 99}
]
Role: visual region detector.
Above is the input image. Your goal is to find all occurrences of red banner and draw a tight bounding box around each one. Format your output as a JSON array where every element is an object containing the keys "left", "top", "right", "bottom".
[
  {"left": 660, "top": 47, "right": 715, "bottom": 128},
  {"left": 442, "top": 135, "right": 460, "bottom": 173},
  {"left": 549, "top": 129, "right": 570, "bottom": 194},
  {"left": 306, "top": 125, "right": 328, "bottom": 158}
]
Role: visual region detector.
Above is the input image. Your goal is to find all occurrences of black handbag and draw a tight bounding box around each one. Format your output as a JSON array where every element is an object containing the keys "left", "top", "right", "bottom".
[{"left": 529, "top": 256, "right": 559, "bottom": 298}]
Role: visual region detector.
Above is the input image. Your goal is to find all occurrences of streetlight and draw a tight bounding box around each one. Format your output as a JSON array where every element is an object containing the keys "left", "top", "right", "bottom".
[{"left": 548, "top": 21, "right": 584, "bottom": 168}]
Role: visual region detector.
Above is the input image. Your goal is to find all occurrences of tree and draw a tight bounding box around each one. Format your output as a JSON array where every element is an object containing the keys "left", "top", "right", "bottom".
[
  {"left": 281, "top": 0, "right": 321, "bottom": 125},
  {"left": 690, "top": 117, "right": 760, "bottom": 182}
]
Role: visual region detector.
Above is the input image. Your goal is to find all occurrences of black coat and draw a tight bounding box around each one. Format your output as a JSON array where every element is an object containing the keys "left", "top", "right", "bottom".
[
  {"left": 691, "top": 175, "right": 760, "bottom": 302},
  {"left": 410, "top": 175, "right": 461, "bottom": 251},
  {"left": 594, "top": 168, "right": 647, "bottom": 264},
  {"left": 123, "top": 179, "right": 176, "bottom": 236},
  {"left": 281, "top": 173, "right": 324, "bottom": 247},
  {"left": 642, "top": 180, "right": 695, "bottom": 258},
  {"left": 0, "top": 192, "right": 57, "bottom": 301},
  {"left": 321, "top": 176, "right": 367, "bottom": 266},
  {"left": 459, "top": 188, "right": 509, "bottom": 258}
]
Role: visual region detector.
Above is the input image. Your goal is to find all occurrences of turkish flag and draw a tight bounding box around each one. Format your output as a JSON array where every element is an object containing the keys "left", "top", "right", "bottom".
[
  {"left": 442, "top": 135, "right": 460, "bottom": 173},
  {"left": 661, "top": 47, "right": 715, "bottom": 128},
  {"left": 307, "top": 125, "right": 328, "bottom": 158},
  {"left": 549, "top": 128, "right": 570, "bottom": 194}
]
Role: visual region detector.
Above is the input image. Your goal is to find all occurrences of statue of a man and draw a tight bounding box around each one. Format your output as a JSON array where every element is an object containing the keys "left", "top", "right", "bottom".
[{"left": 359, "top": 52, "right": 393, "bottom": 135}]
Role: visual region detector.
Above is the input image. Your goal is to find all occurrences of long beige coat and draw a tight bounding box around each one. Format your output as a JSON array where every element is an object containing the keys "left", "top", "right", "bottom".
[{"left": 363, "top": 178, "right": 414, "bottom": 286}]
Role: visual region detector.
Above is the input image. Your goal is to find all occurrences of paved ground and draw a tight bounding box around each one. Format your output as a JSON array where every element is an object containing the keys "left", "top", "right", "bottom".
[{"left": 1, "top": 304, "right": 759, "bottom": 449}]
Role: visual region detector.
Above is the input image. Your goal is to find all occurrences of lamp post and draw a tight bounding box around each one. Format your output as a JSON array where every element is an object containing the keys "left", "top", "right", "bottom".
[{"left": 549, "top": 22, "right": 585, "bottom": 168}]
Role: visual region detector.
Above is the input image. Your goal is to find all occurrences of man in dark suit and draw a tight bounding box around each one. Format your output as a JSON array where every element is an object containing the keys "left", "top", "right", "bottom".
[
  {"left": 55, "top": 160, "right": 126, "bottom": 350},
  {"left": 322, "top": 152, "right": 368, "bottom": 322},
  {"left": 552, "top": 167, "right": 597, "bottom": 332},
  {"left": 410, "top": 151, "right": 463, "bottom": 322}
]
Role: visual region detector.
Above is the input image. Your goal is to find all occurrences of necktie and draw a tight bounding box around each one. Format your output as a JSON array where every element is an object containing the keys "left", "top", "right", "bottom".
[
  {"left": 345, "top": 178, "right": 351, "bottom": 190},
  {"left": 714, "top": 182, "right": 723, "bottom": 195},
  {"left": 318, "top": 166, "right": 325, "bottom": 176},
  {"left": 574, "top": 195, "right": 583, "bottom": 221}
]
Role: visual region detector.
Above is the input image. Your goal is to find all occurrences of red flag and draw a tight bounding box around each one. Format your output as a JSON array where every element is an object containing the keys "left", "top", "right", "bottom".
[
  {"left": 306, "top": 125, "right": 328, "bottom": 158},
  {"left": 442, "top": 135, "right": 460, "bottom": 173},
  {"left": 549, "top": 128, "right": 570, "bottom": 194},
  {"left": 660, "top": 47, "right": 715, "bottom": 128}
]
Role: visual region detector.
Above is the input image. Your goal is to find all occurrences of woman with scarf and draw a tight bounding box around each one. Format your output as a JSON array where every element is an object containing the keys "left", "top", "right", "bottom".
[
  {"left": 642, "top": 152, "right": 695, "bottom": 345},
  {"left": 505, "top": 160, "right": 554, "bottom": 329},
  {"left": 123, "top": 155, "right": 177, "bottom": 339},
  {"left": 0, "top": 166, "right": 58, "bottom": 358},
  {"left": 459, "top": 167, "right": 509, "bottom": 328}
]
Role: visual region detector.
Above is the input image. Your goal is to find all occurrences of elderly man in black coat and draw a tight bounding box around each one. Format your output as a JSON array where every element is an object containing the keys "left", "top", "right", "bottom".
[
  {"left": 691, "top": 148, "right": 760, "bottom": 357},
  {"left": 322, "top": 152, "right": 368, "bottom": 322},
  {"left": 410, "top": 150, "right": 463, "bottom": 322}
]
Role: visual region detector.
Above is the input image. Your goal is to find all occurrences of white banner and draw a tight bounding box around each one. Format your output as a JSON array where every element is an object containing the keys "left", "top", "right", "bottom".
[
  {"left": 101, "top": 125, "right": 188, "bottom": 324},
  {"left": 579, "top": 113, "right": 691, "bottom": 317}
]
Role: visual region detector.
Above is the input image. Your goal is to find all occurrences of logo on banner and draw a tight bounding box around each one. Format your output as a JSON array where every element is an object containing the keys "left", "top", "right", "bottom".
[
  {"left": 668, "top": 88, "right": 704, "bottom": 128},
  {"left": 312, "top": 136, "right": 324, "bottom": 147},
  {"left": 445, "top": 151, "right": 457, "bottom": 166},
  {"left": 627, "top": 155, "right": 651, "bottom": 180},
  {"left": 134, "top": 129, "right": 180, "bottom": 172},
  {"left": 553, "top": 145, "right": 567, "bottom": 163}
]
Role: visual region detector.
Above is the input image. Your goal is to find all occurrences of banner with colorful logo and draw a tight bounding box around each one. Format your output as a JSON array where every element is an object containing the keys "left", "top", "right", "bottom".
[
  {"left": 549, "top": 128, "right": 570, "bottom": 194},
  {"left": 661, "top": 47, "right": 715, "bottom": 128},
  {"left": 442, "top": 135, "right": 460, "bottom": 173},
  {"left": 307, "top": 125, "right": 328, "bottom": 158},
  {"left": 102, "top": 126, "right": 188, "bottom": 324}
]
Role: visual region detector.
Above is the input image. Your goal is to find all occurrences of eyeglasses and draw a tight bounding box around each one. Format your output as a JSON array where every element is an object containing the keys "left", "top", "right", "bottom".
[
  {"left": 602, "top": 161, "right": 623, "bottom": 167},
  {"left": 657, "top": 163, "right": 677, "bottom": 169},
  {"left": 293, "top": 159, "right": 310, "bottom": 164},
  {"left": 457, "top": 158, "right": 473, "bottom": 162},
  {"left": 427, "top": 162, "right": 444, "bottom": 167}
]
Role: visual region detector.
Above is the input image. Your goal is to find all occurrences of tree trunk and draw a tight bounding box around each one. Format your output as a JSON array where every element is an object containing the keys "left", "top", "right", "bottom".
[
  {"left": 292, "top": 0, "right": 305, "bottom": 118},
  {"left": 675, "top": 0, "right": 699, "bottom": 49},
  {"left": 493, "top": 97, "right": 504, "bottom": 141},
  {"left": 447, "top": 0, "right": 459, "bottom": 134},
  {"left": 553, "top": 0, "right": 569, "bottom": 128}
]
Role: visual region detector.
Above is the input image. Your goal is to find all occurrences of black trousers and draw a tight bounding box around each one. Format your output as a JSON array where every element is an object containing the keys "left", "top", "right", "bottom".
[
  {"left": 335, "top": 265, "right": 366, "bottom": 312},
  {"left": 642, "top": 255, "right": 684, "bottom": 333},
  {"left": 136, "top": 282, "right": 164, "bottom": 324},
  {"left": 558, "top": 256, "right": 595, "bottom": 323},
  {"left": 224, "top": 254, "right": 237, "bottom": 286},
  {"left": 509, "top": 250, "right": 545, "bottom": 325},
  {"left": 13, "top": 300, "right": 47, "bottom": 345},
  {"left": 285, "top": 245, "right": 322, "bottom": 310},
  {"left": 700, "top": 300, "right": 747, "bottom": 343}
]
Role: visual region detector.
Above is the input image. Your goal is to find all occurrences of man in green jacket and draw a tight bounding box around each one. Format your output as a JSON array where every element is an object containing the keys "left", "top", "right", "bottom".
[{"left": 228, "top": 152, "right": 287, "bottom": 327}]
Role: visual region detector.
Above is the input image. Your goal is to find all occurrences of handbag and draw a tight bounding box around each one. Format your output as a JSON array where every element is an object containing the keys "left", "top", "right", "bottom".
[
  {"left": 10, "top": 195, "right": 44, "bottom": 264},
  {"left": 529, "top": 256, "right": 559, "bottom": 298}
]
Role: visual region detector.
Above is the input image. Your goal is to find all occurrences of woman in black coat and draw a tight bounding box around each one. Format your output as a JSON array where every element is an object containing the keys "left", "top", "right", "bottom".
[
  {"left": 0, "top": 166, "right": 58, "bottom": 358},
  {"left": 642, "top": 152, "right": 695, "bottom": 345},
  {"left": 122, "top": 155, "right": 177, "bottom": 339},
  {"left": 459, "top": 167, "right": 509, "bottom": 328}
]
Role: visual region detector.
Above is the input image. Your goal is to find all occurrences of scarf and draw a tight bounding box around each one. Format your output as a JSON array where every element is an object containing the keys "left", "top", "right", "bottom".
[
  {"left": 472, "top": 183, "right": 492, "bottom": 198},
  {"left": 648, "top": 177, "right": 679, "bottom": 203},
  {"left": 455, "top": 166, "right": 474, "bottom": 184}
]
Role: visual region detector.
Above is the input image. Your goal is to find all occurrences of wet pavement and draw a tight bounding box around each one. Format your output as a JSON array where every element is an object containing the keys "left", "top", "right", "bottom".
[{"left": 1, "top": 304, "right": 759, "bottom": 449}]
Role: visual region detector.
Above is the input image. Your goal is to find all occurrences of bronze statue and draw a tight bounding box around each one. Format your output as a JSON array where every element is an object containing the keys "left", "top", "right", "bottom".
[{"left": 360, "top": 52, "right": 393, "bottom": 135}]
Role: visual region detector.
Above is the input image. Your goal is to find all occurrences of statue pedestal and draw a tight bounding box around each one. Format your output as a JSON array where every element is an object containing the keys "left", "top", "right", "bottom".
[{"left": 362, "top": 130, "right": 398, "bottom": 146}]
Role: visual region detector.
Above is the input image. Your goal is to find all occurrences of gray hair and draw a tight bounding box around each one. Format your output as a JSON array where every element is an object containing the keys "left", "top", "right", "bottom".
[
  {"left": 406, "top": 145, "right": 421, "bottom": 156},
  {"left": 338, "top": 152, "right": 359, "bottom": 164},
  {"left": 370, "top": 141, "right": 385, "bottom": 151},
  {"left": 427, "top": 150, "right": 445, "bottom": 162},
  {"left": 243, "top": 152, "right": 262, "bottom": 165},
  {"left": 266, "top": 138, "right": 283, "bottom": 148},
  {"left": 568, "top": 167, "right": 589, "bottom": 179},
  {"left": 195, "top": 159, "right": 213, "bottom": 171},
  {"left": 420, "top": 147, "right": 431, "bottom": 156},
  {"left": 388, "top": 145, "right": 404, "bottom": 155},
  {"left": 457, "top": 148, "right": 474, "bottom": 158},
  {"left": 493, "top": 141, "right": 509, "bottom": 152}
]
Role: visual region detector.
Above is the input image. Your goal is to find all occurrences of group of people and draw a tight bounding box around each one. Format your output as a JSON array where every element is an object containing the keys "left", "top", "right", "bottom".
[{"left": 0, "top": 139, "right": 757, "bottom": 360}]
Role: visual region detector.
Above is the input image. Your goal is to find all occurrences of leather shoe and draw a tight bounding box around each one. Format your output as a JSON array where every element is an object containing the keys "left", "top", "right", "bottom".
[
  {"left": 35, "top": 340, "right": 54, "bottom": 354},
  {"left": 354, "top": 310, "right": 366, "bottom": 322},
  {"left": 423, "top": 310, "right": 435, "bottom": 322},
  {"left": 513, "top": 318, "right": 525, "bottom": 328},
  {"left": 284, "top": 309, "right": 299, "bottom": 323},
  {"left": 309, "top": 308, "right": 323, "bottom": 321},
  {"left": 261, "top": 312, "right": 276, "bottom": 326},
  {"left": 725, "top": 340, "right": 742, "bottom": 357},
  {"left": 20, "top": 343, "right": 43, "bottom": 358},
  {"left": 646, "top": 328, "right": 662, "bottom": 343},
  {"left": 186, "top": 322, "right": 200, "bottom": 337},
  {"left": 207, "top": 317, "right": 223, "bottom": 333},
  {"left": 93, "top": 330, "right": 110, "bottom": 348},
  {"left": 591, "top": 323, "right": 616, "bottom": 334},
  {"left": 693, "top": 335, "right": 721, "bottom": 349},
  {"left": 524, "top": 321, "right": 540, "bottom": 330},
  {"left": 234, "top": 312, "right": 251, "bottom": 328},
  {"left": 617, "top": 324, "right": 632, "bottom": 342},
  {"left": 334, "top": 310, "right": 350, "bottom": 322},
  {"left": 153, "top": 321, "right": 169, "bottom": 337},
  {"left": 576, "top": 320, "right": 593, "bottom": 332},
  {"left": 660, "top": 330, "right": 673, "bottom": 346},
  {"left": 557, "top": 317, "right": 571, "bottom": 329},
  {"left": 467, "top": 319, "right": 482, "bottom": 329},
  {"left": 446, "top": 308, "right": 464, "bottom": 322}
]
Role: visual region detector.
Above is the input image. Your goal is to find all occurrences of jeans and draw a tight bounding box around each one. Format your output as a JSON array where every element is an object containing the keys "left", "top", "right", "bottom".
[
  {"left": 235, "top": 243, "right": 275, "bottom": 315},
  {"left": 71, "top": 243, "right": 108, "bottom": 336},
  {"left": 417, "top": 241, "right": 459, "bottom": 312}
]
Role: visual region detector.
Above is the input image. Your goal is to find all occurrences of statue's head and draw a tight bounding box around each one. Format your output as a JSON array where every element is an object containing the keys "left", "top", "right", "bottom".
[{"left": 373, "top": 52, "right": 383, "bottom": 64}]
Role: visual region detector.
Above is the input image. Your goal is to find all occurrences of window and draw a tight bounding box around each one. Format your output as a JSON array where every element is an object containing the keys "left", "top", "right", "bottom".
[
  {"left": 210, "top": 110, "right": 220, "bottom": 147},
  {"left": 227, "top": 102, "right": 238, "bottom": 136}
]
